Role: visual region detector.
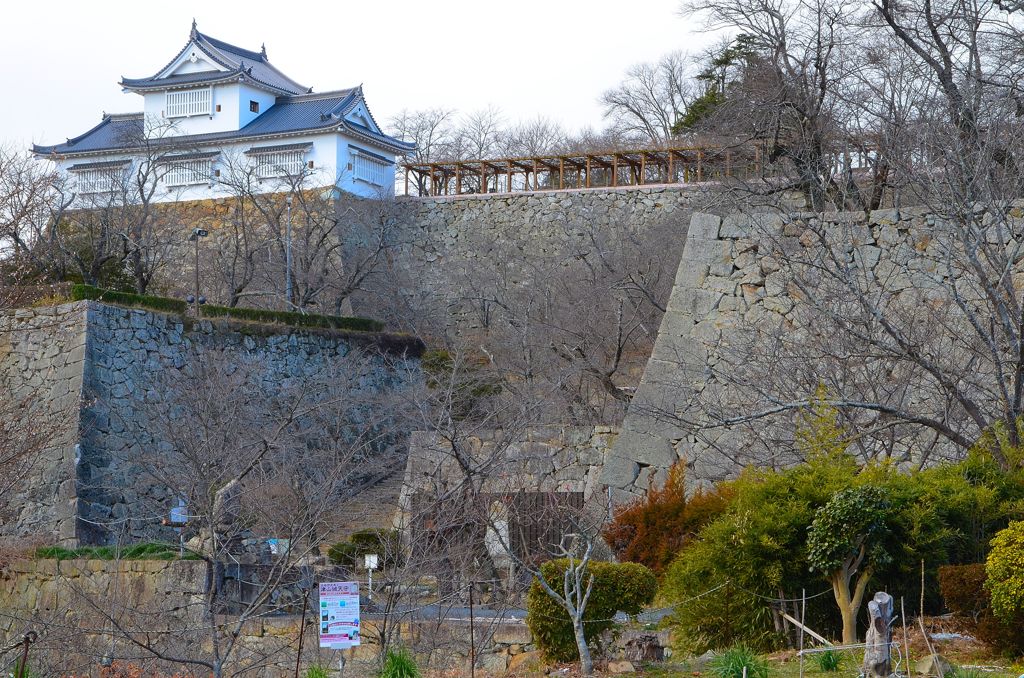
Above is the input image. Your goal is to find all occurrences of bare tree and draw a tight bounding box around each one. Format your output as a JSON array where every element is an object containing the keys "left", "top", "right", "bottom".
[
  {"left": 601, "top": 51, "right": 694, "bottom": 145},
  {"left": 29, "top": 346, "right": 414, "bottom": 677}
]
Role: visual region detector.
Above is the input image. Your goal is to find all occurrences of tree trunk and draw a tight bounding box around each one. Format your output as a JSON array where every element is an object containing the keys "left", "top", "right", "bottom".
[{"left": 572, "top": 615, "right": 593, "bottom": 675}]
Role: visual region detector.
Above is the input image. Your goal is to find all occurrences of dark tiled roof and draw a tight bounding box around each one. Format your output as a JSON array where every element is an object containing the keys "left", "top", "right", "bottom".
[
  {"left": 120, "top": 27, "right": 307, "bottom": 95},
  {"left": 163, "top": 151, "right": 222, "bottom": 161},
  {"left": 67, "top": 159, "right": 131, "bottom": 171},
  {"left": 33, "top": 89, "right": 416, "bottom": 156},
  {"left": 245, "top": 141, "right": 314, "bottom": 154},
  {"left": 121, "top": 70, "right": 245, "bottom": 89}
]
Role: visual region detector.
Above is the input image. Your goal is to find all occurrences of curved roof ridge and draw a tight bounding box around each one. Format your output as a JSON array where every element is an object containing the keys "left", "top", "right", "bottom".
[
  {"left": 195, "top": 29, "right": 265, "bottom": 64},
  {"left": 282, "top": 87, "right": 358, "bottom": 103},
  {"left": 122, "top": 23, "right": 307, "bottom": 95}
]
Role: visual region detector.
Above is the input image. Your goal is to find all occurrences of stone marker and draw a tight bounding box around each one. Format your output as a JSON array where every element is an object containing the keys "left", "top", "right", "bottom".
[{"left": 863, "top": 591, "right": 894, "bottom": 678}]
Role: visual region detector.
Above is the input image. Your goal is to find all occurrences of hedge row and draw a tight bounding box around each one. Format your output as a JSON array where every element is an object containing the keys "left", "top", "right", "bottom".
[
  {"left": 71, "top": 284, "right": 187, "bottom": 314},
  {"left": 70, "top": 284, "right": 383, "bottom": 333},
  {"left": 35, "top": 542, "right": 198, "bottom": 561},
  {"left": 200, "top": 304, "right": 383, "bottom": 333}
]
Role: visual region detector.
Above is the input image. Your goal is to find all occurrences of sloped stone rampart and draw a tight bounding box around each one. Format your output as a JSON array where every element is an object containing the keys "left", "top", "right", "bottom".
[
  {"left": 606, "top": 206, "right": 1003, "bottom": 497},
  {"left": 0, "top": 304, "right": 87, "bottom": 544}
]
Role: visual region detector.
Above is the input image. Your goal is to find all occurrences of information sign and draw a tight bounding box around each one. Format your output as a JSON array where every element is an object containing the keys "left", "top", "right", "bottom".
[{"left": 318, "top": 582, "right": 360, "bottom": 649}]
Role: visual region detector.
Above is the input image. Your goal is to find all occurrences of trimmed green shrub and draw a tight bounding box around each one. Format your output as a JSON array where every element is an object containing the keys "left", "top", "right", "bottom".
[
  {"left": 526, "top": 559, "right": 657, "bottom": 663},
  {"left": 378, "top": 647, "right": 419, "bottom": 678},
  {"left": 709, "top": 646, "right": 770, "bottom": 678},
  {"left": 986, "top": 520, "right": 1024, "bottom": 622},
  {"left": 35, "top": 542, "right": 196, "bottom": 561},
  {"left": 328, "top": 529, "right": 404, "bottom": 570},
  {"left": 70, "top": 284, "right": 386, "bottom": 334},
  {"left": 71, "top": 284, "right": 188, "bottom": 314},
  {"left": 200, "top": 304, "right": 383, "bottom": 333}
]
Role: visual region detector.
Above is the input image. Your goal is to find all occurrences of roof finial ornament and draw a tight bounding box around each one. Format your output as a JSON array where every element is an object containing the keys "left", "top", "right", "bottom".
[
  {"left": 261, "top": 42, "right": 267, "bottom": 58},
  {"left": 191, "top": 18, "right": 197, "bottom": 37}
]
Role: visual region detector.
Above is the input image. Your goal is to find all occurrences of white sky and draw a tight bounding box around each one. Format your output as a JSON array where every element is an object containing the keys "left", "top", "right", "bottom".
[{"left": 0, "top": 0, "right": 719, "bottom": 149}]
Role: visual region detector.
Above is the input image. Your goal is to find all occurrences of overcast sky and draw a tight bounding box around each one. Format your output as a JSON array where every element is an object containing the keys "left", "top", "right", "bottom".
[{"left": 0, "top": 0, "right": 720, "bottom": 149}]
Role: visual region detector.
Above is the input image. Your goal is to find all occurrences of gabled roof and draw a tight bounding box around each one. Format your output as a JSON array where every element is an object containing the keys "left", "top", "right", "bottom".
[
  {"left": 32, "top": 88, "right": 416, "bottom": 158},
  {"left": 120, "top": 23, "right": 308, "bottom": 96}
]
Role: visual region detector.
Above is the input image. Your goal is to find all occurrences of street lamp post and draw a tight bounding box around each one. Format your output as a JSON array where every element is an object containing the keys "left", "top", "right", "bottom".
[
  {"left": 285, "top": 194, "right": 293, "bottom": 309},
  {"left": 188, "top": 228, "right": 208, "bottom": 316}
]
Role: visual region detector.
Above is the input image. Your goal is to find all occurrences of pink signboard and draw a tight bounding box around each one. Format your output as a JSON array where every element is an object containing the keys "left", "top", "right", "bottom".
[{"left": 318, "top": 581, "right": 360, "bottom": 649}]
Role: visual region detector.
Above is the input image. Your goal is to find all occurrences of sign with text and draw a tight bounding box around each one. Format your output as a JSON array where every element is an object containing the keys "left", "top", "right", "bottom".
[{"left": 318, "top": 582, "right": 360, "bottom": 649}]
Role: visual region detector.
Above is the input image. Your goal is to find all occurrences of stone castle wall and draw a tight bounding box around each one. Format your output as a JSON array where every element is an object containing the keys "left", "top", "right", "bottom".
[
  {"left": 0, "top": 305, "right": 87, "bottom": 544},
  {"left": 604, "top": 206, "right": 1010, "bottom": 498},
  {"left": 0, "top": 300, "right": 423, "bottom": 547},
  {"left": 380, "top": 185, "right": 718, "bottom": 326},
  {"left": 0, "top": 557, "right": 538, "bottom": 677}
]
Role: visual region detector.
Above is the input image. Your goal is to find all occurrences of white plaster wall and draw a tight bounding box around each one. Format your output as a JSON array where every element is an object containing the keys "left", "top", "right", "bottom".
[
  {"left": 54, "top": 133, "right": 391, "bottom": 203},
  {"left": 336, "top": 134, "right": 397, "bottom": 198},
  {"left": 141, "top": 83, "right": 242, "bottom": 136},
  {"left": 237, "top": 83, "right": 277, "bottom": 129}
]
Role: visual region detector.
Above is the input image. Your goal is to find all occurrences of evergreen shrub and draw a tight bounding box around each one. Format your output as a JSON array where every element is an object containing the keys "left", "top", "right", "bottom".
[
  {"left": 328, "top": 529, "right": 403, "bottom": 569},
  {"left": 525, "top": 559, "right": 656, "bottom": 663}
]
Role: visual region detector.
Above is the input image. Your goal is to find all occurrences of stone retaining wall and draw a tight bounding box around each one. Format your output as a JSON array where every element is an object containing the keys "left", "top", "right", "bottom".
[
  {"left": 0, "top": 558, "right": 539, "bottom": 677},
  {"left": 379, "top": 185, "right": 717, "bottom": 328},
  {"left": 0, "top": 301, "right": 423, "bottom": 547},
  {"left": 606, "top": 206, "right": 1016, "bottom": 497},
  {"left": 0, "top": 305, "right": 86, "bottom": 544}
]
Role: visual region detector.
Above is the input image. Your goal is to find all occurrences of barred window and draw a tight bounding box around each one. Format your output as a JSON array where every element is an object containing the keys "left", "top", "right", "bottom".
[
  {"left": 353, "top": 150, "right": 391, "bottom": 186},
  {"left": 163, "top": 159, "right": 212, "bottom": 187},
  {"left": 252, "top": 150, "right": 305, "bottom": 178},
  {"left": 166, "top": 88, "right": 212, "bottom": 118},
  {"left": 73, "top": 168, "right": 122, "bottom": 194}
]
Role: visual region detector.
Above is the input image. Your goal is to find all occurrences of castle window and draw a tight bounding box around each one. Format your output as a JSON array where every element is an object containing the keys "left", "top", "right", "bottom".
[
  {"left": 166, "top": 88, "right": 212, "bottom": 118},
  {"left": 163, "top": 158, "right": 213, "bottom": 187},
  {"left": 249, "top": 100, "right": 260, "bottom": 113},
  {"left": 352, "top": 149, "right": 391, "bottom": 187},
  {"left": 72, "top": 168, "right": 123, "bottom": 194},
  {"left": 247, "top": 145, "right": 309, "bottom": 178}
]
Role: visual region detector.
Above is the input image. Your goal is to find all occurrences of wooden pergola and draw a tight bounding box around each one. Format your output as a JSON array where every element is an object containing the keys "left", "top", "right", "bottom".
[{"left": 402, "top": 144, "right": 764, "bottom": 197}]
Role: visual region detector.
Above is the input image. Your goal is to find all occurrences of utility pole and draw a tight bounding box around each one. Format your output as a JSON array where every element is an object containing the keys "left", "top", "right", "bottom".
[
  {"left": 468, "top": 582, "right": 476, "bottom": 678},
  {"left": 285, "top": 194, "right": 293, "bottom": 309},
  {"left": 188, "top": 228, "right": 208, "bottom": 316}
]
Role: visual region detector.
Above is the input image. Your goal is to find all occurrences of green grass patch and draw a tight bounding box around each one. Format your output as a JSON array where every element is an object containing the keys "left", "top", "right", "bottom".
[
  {"left": 814, "top": 649, "right": 842, "bottom": 672},
  {"left": 709, "top": 646, "right": 771, "bottom": 678},
  {"left": 35, "top": 542, "right": 198, "bottom": 561},
  {"left": 378, "top": 647, "right": 420, "bottom": 678}
]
